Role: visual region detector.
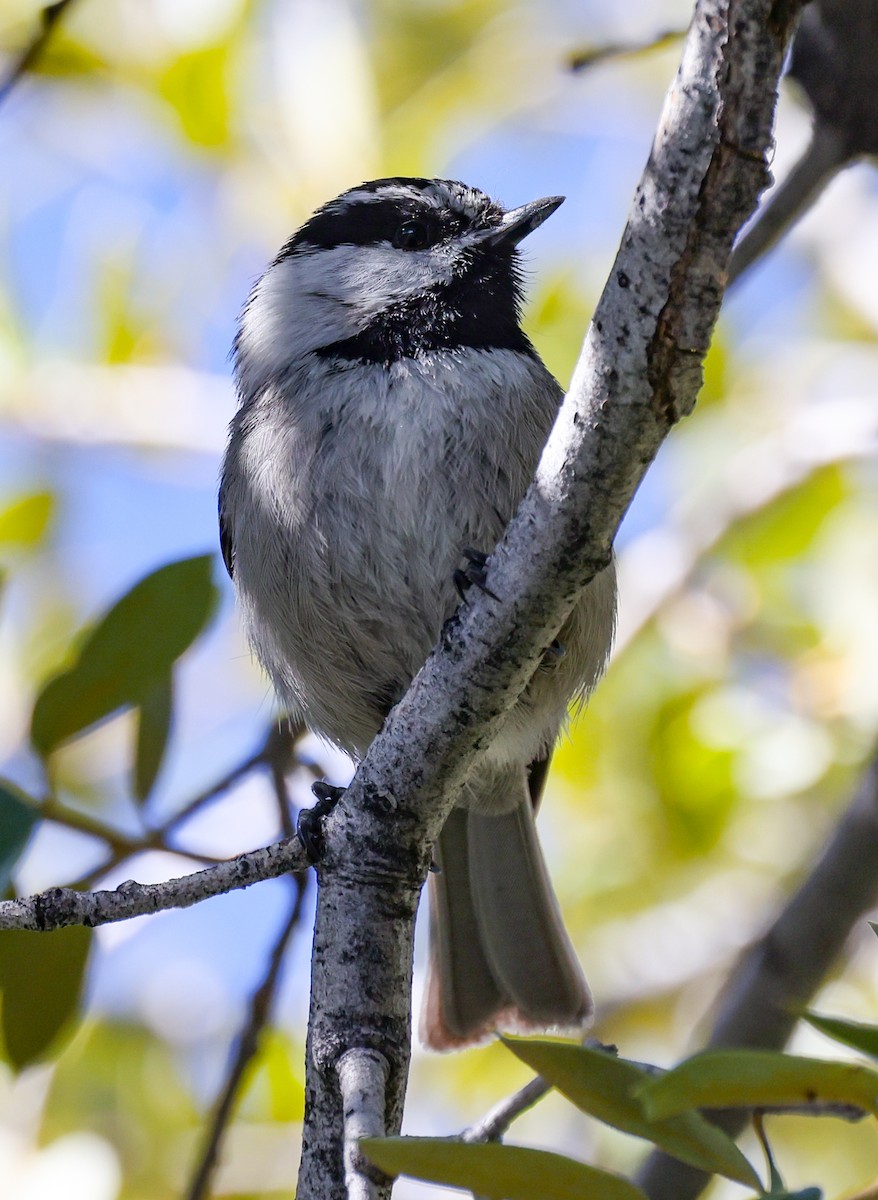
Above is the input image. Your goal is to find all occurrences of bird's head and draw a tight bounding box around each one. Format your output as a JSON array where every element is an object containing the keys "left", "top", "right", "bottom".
[{"left": 235, "top": 177, "right": 563, "bottom": 389}]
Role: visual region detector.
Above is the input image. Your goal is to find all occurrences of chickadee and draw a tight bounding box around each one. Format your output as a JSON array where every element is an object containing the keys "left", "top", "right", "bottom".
[{"left": 219, "top": 177, "right": 616, "bottom": 1050}]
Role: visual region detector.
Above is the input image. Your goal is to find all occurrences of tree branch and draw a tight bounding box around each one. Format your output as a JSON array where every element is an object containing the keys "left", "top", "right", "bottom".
[
  {"left": 295, "top": 2, "right": 803, "bottom": 1196},
  {"left": 0, "top": 835, "right": 308, "bottom": 931},
  {"left": 156, "top": 720, "right": 306, "bottom": 840},
  {"left": 727, "top": 122, "right": 848, "bottom": 285},
  {"left": 728, "top": 0, "right": 878, "bottom": 285},
  {"left": 462, "top": 1076, "right": 551, "bottom": 1144},
  {"left": 0, "top": 0, "right": 76, "bottom": 107},
  {"left": 336, "top": 1049, "right": 392, "bottom": 1200},
  {"left": 637, "top": 745, "right": 878, "bottom": 1199}
]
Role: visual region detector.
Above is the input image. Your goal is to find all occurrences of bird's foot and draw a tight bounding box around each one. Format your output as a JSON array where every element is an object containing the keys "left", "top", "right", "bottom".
[
  {"left": 453, "top": 547, "right": 500, "bottom": 603},
  {"left": 298, "top": 781, "right": 346, "bottom": 862},
  {"left": 539, "top": 638, "right": 566, "bottom": 669}
]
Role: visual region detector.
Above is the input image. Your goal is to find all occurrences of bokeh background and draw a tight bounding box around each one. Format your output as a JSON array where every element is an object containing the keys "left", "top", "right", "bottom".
[{"left": 1, "top": 0, "right": 878, "bottom": 1196}]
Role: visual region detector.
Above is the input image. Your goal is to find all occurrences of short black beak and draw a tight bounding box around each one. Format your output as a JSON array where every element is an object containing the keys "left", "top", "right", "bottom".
[{"left": 472, "top": 195, "right": 565, "bottom": 247}]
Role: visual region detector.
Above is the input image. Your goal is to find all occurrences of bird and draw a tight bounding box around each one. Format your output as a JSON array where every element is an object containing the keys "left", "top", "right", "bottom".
[{"left": 219, "top": 177, "right": 617, "bottom": 1049}]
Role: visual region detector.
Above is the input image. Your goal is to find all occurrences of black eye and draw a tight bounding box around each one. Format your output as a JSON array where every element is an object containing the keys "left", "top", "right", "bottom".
[{"left": 393, "top": 218, "right": 432, "bottom": 251}]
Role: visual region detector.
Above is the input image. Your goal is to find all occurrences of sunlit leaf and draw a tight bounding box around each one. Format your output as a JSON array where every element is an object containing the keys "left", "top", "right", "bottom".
[
  {"left": 158, "top": 44, "right": 231, "bottom": 147},
  {"left": 372, "top": 0, "right": 502, "bottom": 113},
  {"left": 0, "top": 780, "right": 39, "bottom": 891},
  {"left": 721, "top": 465, "right": 847, "bottom": 567},
  {"left": 639, "top": 1050, "right": 878, "bottom": 1120},
  {"left": 0, "top": 926, "right": 92, "bottom": 1070},
  {"left": 0, "top": 491, "right": 54, "bottom": 549},
  {"left": 650, "top": 688, "right": 737, "bottom": 854},
  {"left": 261, "top": 1030, "right": 306, "bottom": 1123},
  {"left": 133, "top": 672, "right": 174, "bottom": 803},
  {"left": 361, "top": 1137, "right": 646, "bottom": 1200},
  {"left": 22, "top": 29, "right": 108, "bottom": 81},
  {"left": 97, "top": 257, "right": 160, "bottom": 364},
  {"left": 803, "top": 1012, "right": 878, "bottom": 1062},
  {"left": 504, "top": 1039, "right": 759, "bottom": 1188},
  {"left": 31, "top": 554, "right": 218, "bottom": 755}
]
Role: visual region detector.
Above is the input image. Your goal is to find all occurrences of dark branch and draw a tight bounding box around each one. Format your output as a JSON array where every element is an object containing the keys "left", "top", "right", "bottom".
[
  {"left": 0, "top": 0, "right": 76, "bottom": 107},
  {"left": 728, "top": 0, "right": 878, "bottom": 285},
  {"left": 727, "top": 122, "right": 848, "bottom": 284}
]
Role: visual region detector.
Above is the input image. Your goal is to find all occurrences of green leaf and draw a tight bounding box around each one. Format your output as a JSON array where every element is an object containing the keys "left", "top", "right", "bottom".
[
  {"left": 803, "top": 1012, "right": 878, "bottom": 1061},
  {"left": 503, "top": 1039, "right": 760, "bottom": 1188},
  {"left": 0, "top": 925, "right": 92, "bottom": 1070},
  {"left": 133, "top": 672, "right": 174, "bottom": 803},
  {"left": 0, "top": 780, "right": 40, "bottom": 891},
  {"left": 360, "top": 1138, "right": 646, "bottom": 1200},
  {"left": 158, "top": 44, "right": 231, "bottom": 147},
  {"left": 0, "top": 492, "right": 54, "bottom": 549},
  {"left": 639, "top": 1050, "right": 878, "bottom": 1120},
  {"left": 31, "top": 554, "right": 218, "bottom": 755}
]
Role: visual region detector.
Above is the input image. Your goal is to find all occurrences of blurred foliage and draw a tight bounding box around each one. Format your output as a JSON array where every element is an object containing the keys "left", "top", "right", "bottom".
[
  {"left": 42, "top": 1020, "right": 200, "bottom": 1200},
  {"left": 0, "top": 0, "right": 877, "bottom": 1197},
  {"left": 31, "top": 554, "right": 217, "bottom": 759},
  {"left": 0, "top": 491, "right": 55, "bottom": 550},
  {"left": 0, "top": 925, "right": 92, "bottom": 1070},
  {"left": 805, "top": 1010, "right": 878, "bottom": 1061},
  {"left": 158, "top": 42, "right": 233, "bottom": 148},
  {"left": 0, "top": 779, "right": 39, "bottom": 891},
  {"left": 133, "top": 672, "right": 173, "bottom": 803}
]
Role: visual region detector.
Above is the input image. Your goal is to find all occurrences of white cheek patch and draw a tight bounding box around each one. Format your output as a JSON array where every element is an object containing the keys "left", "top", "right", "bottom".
[
  {"left": 238, "top": 242, "right": 458, "bottom": 385},
  {"left": 237, "top": 251, "right": 365, "bottom": 384},
  {"left": 329, "top": 243, "right": 456, "bottom": 318}
]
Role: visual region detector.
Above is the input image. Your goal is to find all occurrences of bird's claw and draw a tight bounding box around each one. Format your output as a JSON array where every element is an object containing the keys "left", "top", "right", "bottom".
[
  {"left": 298, "top": 782, "right": 346, "bottom": 862},
  {"left": 453, "top": 547, "right": 500, "bottom": 603}
]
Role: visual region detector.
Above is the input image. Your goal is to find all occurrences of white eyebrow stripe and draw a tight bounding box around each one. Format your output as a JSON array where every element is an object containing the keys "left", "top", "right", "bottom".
[
  {"left": 332, "top": 181, "right": 491, "bottom": 224},
  {"left": 336, "top": 186, "right": 442, "bottom": 209}
]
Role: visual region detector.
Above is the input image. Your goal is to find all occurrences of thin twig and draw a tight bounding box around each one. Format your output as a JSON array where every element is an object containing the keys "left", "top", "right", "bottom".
[
  {"left": 186, "top": 876, "right": 310, "bottom": 1200},
  {"left": 0, "top": 0, "right": 76, "bottom": 107},
  {"left": 0, "top": 834, "right": 309, "bottom": 931},
  {"left": 462, "top": 1075, "right": 551, "bottom": 1143},
  {"left": 40, "top": 796, "right": 159, "bottom": 857},
  {"left": 155, "top": 720, "right": 306, "bottom": 840},
  {"left": 63, "top": 721, "right": 310, "bottom": 891},
  {"left": 156, "top": 750, "right": 264, "bottom": 838},
  {"left": 264, "top": 722, "right": 304, "bottom": 841},
  {"left": 567, "top": 28, "right": 684, "bottom": 72}
]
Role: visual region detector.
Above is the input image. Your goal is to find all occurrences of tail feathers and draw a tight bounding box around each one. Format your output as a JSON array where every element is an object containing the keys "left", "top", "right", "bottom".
[
  {"left": 421, "top": 775, "right": 591, "bottom": 1051},
  {"left": 422, "top": 809, "right": 505, "bottom": 1050}
]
